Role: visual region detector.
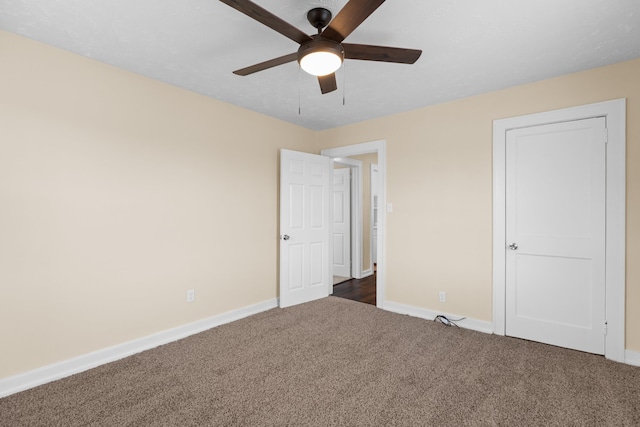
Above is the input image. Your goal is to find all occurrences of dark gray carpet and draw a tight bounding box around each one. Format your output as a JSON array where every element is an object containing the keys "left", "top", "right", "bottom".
[{"left": 1, "top": 296, "right": 639, "bottom": 426}]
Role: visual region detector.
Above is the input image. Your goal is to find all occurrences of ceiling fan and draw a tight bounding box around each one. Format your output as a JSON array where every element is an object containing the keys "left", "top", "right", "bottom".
[{"left": 219, "top": 0, "right": 422, "bottom": 94}]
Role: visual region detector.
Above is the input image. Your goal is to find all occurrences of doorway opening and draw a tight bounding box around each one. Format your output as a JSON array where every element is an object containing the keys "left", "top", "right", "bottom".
[
  {"left": 332, "top": 154, "right": 378, "bottom": 305},
  {"left": 322, "top": 140, "right": 386, "bottom": 308},
  {"left": 333, "top": 273, "right": 376, "bottom": 305}
]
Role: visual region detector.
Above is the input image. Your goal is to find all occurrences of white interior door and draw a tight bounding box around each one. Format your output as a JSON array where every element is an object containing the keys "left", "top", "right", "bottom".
[
  {"left": 505, "top": 117, "right": 606, "bottom": 354},
  {"left": 332, "top": 168, "right": 351, "bottom": 278},
  {"left": 280, "top": 149, "right": 331, "bottom": 308}
]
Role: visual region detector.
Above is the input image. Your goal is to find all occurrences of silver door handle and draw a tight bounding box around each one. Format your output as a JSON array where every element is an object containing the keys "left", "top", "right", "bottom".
[
  {"left": 508, "top": 242, "right": 518, "bottom": 250},
  {"left": 281, "top": 235, "right": 290, "bottom": 241}
]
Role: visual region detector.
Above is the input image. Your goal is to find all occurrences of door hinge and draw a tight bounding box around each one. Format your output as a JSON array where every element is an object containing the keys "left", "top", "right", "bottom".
[
  {"left": 604, "top": 321, "right": 608, "bottom": 336},
  {"left": 603, "top": 128, "right": 609, "bottom": 144}
]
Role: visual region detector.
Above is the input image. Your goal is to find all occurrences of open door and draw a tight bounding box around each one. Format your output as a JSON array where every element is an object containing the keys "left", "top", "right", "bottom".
[{"left": 279, "top": 149, "right": 331, "bottom": 308}]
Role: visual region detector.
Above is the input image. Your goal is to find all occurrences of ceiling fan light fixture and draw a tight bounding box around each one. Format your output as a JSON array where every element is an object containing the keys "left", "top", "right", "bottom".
[
  {"left": 300, "top": 51, "right": 342, "bottom": 76},
  {"left": 298, "top": 39, "right": 344, "bottom": 76}
]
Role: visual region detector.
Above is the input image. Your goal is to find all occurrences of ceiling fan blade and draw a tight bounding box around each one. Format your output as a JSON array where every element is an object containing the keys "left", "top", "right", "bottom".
[
  {"left": 220, "top": 0, "right": 312, "bottom": 45},
  {"left": 343, "top": 44, "right": 422, "bottom": 64},
  {"left": 233, "top": 52, "right": 298, "bottom": 76},
  {"left": 321, "top": 0, "right": 386, "bottom": 43},
  {"left": 318, "top": 73, "right": 338, "bottom": 94}
]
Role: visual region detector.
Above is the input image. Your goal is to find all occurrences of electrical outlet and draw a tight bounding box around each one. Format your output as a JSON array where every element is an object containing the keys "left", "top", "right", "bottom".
[
  {"left": 187, "top": 289, "right": 195, "bottom": 303},
  {"left": 439, "top": 291, "right": 446, "bottom": 303}
]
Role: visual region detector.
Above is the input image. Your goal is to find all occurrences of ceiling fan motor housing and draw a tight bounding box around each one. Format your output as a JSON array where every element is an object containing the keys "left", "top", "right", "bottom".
[{"left": 297, "top": 38, "right": 344, "bottom": 64}]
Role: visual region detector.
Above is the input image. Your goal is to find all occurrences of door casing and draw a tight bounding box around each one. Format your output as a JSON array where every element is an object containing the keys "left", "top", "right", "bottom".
[
  {"left": 492, "top": 99, "right": 626, "bottom": 362},
  {"left": 370, "top": 163, "right": 379, "bottom": 268}
]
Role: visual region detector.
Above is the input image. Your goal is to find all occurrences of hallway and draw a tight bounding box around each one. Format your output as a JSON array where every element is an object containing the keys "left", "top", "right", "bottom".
[{"left": 332, "top": 273, "right": 376, "bottom": 306}]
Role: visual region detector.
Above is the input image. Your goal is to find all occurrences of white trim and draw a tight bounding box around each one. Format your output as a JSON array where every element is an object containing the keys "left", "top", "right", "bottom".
[
  {"left": 361, "top": 268, "right": 373, "bottom": 278},
  {"left": 625, "top": 350, "right": 640, "bottom": 367},
  {"left": 332, "top": 157, "right": 363, "bottom": 280},
  {"left": 384, "top": 301, "right": 494, "bottom": 334},
  {"left": 0, "top": 298, "right": 279, "bottom": 398},
  {"left": 370, "top": 163, "right": 379, "bottom": 271},
  {"left": 322, "top": 140, "right": 387, "bottom": 309},
  {"left": 387, "top": 300, "right": 639, "bottom": 367},
  {"left": 492, "top": 98, "right": 626, "bottom": 363}
]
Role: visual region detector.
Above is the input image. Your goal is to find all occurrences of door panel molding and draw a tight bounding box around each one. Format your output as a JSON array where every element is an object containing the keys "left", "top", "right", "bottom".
[{"left": 492, "top": 99, "right": 626, "bottom": 362}]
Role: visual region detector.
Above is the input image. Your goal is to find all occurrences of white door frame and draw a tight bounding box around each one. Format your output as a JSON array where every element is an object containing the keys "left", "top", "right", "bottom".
[
  {"left": 332, "top": 157, "right": 364, "bottom": 280},
  {"left": 370, "top": 163, "right": 379, "bottom": 268},
  {"left": 322, "top": 140, "right": 387, "bottom": 309},
  {"left": 492, "top": 99, "right": 626, "bottom": 362}
]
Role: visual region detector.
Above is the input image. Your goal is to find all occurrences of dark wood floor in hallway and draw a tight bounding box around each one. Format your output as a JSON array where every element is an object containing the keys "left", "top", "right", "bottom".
[{"left": 332, "top": 273, "right": 376, "bottom": 305}]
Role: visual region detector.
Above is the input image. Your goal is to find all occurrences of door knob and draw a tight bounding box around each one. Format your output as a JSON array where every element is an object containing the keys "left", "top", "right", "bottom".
[
  {"left": 508, "top": 242, "right": 518, "bottom": 250},
  {"left": 281, "top": 235, "right": 290, "bottom": 241}
]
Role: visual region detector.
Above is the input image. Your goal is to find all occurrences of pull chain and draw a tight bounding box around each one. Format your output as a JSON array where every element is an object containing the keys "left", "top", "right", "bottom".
[
  {"left": 342, "top": 61, "right": 346, "bottom": 106},
  {"left": 298, "top": 65, "right": 302, "bottom": 115}
]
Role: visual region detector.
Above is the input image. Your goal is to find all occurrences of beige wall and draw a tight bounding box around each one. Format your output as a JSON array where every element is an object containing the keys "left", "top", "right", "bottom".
[
  {"left": 319, "top": 58, "right": 640, "bottom": 352},
  {"left": 0, "top": 31, "right": 317, "bottom": 378},
  {"left": 2, "top": 30, "right": 639, "bottom": 382}
]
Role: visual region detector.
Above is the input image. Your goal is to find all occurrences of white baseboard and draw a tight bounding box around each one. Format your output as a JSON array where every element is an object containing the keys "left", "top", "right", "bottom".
[
  {"left": 385, "top": 301, "right": 640, "bottom": 368},
  {"left": 4, "top": 297, "right": 635, "bottom": 399},
  {"left": 626, "top": 349, "right": 640, "bottom": 367},
  {"left": 383, "top": 300, "right": 494, "bottom": 334},
  {"left": 0, "top": 298, "right": 279, "bottom": 398}
]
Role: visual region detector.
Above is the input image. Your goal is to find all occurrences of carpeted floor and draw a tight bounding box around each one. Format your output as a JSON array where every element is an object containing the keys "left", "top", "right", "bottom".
[{"left": 1, "top": 296, "right": 639, "bottom": 426}]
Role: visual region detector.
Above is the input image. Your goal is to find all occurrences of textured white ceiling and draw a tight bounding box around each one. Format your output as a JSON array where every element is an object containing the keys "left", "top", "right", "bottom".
[{"left": 1, "top": 0, "right": 639, "bottom": 130}]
